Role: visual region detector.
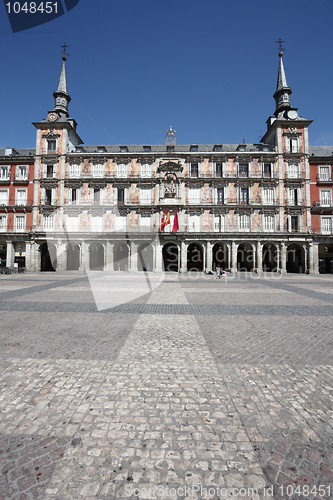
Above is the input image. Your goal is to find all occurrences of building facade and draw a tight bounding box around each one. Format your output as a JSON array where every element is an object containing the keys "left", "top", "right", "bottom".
[{"left": 0, "top": 53, "right": 332, "bottom": 273}]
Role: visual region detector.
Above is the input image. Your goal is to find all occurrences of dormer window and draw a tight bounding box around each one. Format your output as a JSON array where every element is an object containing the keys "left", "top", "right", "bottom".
[
  {"left": 143, "top": 146, "right": 151, "bottom": 152},
  {"left": 190, "top": 145, "right": 198, "bottom": 152},
  {"left": 120, "top": 146, "right": 128, "bottom": 153},
  {"left": 98, "top": 146, "right": 106, "bottom": 153},
  {"left": 238, "top": 145, "right": 245, "bottom": 152},
  {"left": 166, "top": 146, "right": 174, "bottom": 152},
  {"left": 75, "top": 146, "right": 84, "bottom": 153},
  {"left": 214, "top": 145, "right": 222, "bottom": 152}
]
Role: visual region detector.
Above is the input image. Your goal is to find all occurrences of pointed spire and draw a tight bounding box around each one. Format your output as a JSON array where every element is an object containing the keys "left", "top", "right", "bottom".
[
  {"left": 273, "top": 51, "right": 292, "bottom": 117},
  {"left": 53, "top": 56, "right": 71, "bottom": 117}
]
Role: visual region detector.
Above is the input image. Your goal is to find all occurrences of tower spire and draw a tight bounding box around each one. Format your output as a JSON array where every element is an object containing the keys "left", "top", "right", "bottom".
[
  {"left": 273, "top": 46, "right": 292, "bottom": 117},
  {"left": 53, "top": 45, "right": 71, "bottom": 117}
]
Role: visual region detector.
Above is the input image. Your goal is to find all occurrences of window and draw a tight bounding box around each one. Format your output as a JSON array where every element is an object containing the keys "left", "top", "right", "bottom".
[
  {"left": 15, "top": 215, "right": 25, "bottom": 231},
  {"left": 47, "top": 140, "right": 57, "bottom": 152},
  {"left": 319, "top": 166, "right": 331, "bottom": 181},
  {"left": 118, "top": 188, "right": 124, "bottom": 205},
  {"left": 140, "top": 188, "right": 152, "bottom": 205},
  {"left": 190, "top": 215, "right": 201, "bottom": 232},
  {"left": 239, "top": 214, "right": 250, "bottom": 231},
  {"left": 69, "top": 163, "right": 81, "bottom": 178},
  {"left": 263, "top": 164, "right": 272, "bottom": 177},
  {"left": 141, "top": 164, "right": 151, "bottom": 178},
  {"left": 320, "top": 190, "right": 332, "bottom": 207},
  {"left": 92, "top": 163, "right": 105, "bottom": 177},
  {"left": 190, "top": 163, "right": 198, "bottom": 177},
  {"left": 0, "top": 215, "right": 7, "bottom": 230},
  {"left": 17, "top": 166, "right": 28, "bottom": 179},
  {"left": 166, "top": 146, "right": 174, "bottom": 152},
  {"left": 240, "top": 187, "right": 249, "bottom": 204},
  {"left": 288, "top": 136, "right": 299, "bottom": 153},
  {"left": 16, "top": 189, "right": 27, "bottom": 205},
  {"left": 214, "top": 145, "right": 222, "bottom": 152},
  {"left": 117, "top": 164, "right": 127, "bottom": 177},
  {"left": 321, "top": 217, "right": 332, "bottom": 234},
  {"left": 287, "top": 164, "right": 299, "bottom": 179},
  {"left": 43, "top": 214, "right": 54, "bottom": 230},
  {"left": 0, "top": 189, "right": 9, "bottom": 205},
  {"left": 91, "top": 216, "right": 103, "bottom": 232},
  {"left": 94, "top": 188, "right": 101, "bottom": 204},
  {"left": 98, "top": 146, "right": 106, "bottom": 153},
  {"left": 0, "top": 166, "right": 9, "bottom": 179},
  {"left": 188, "top": 187, "right": 201, "bottom": 204},
  {"left": 190, "top": 145, "right": 198, "bottom": 152},
  {"left": 262, "top": 187, "right": 274, "bottom": 205},
  {"left": 143, "top": 146, "right": 151, "bottom": 152},
  {"left": 67, "top": 215, "right": 79, "bottom": 231},
  {"left": 238, "top": 164, "right": 248, "bottom": 177},
  {"left": 119, "top": 146, "right": 128, "bottom": 152},
  {"left": 217, "top": 188, "right": 224, "bottom": 205},
  {"left": 71, "top": 188, "right": 78, "bottom": 205},
  {"left": 46, "top": 165, "right": 54, "bottom": 178},
  {"left": 263, "top": 215, "right": 275, "bottom": 232},
  {"left": 45, "top": 189, "right": 52, "bottom": 205},
  {"left": 215, "top": 163, "right": 223, "bottom": 177},
  {"left": 290, "top": 216, "right": 298, "bottom": 232},
  {"left": 287, "top": 188, "right": 300, "bottom": 206}
]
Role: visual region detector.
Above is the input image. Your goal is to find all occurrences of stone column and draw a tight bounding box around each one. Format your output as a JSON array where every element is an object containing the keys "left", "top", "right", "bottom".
[
  {"left": 303, "top": 245, "right": 308, "bottom": 274},
  {"left": 206, "top": 241, "right": 212, "bottom": 273},
  {"left": 256, "top": 241, "right": 262, "bottom": 273},
  {"left": 231, "top": 241, "right": 237, "bottom": 272},
  {"left": 280, "top": 241, "right": 287, "bottom": 274},
  {"left": 180, "top": 240, "right": 187, "bottom": 273},
  {"left": 202, "top": 244, "right": 206, "bottom": 273},
  {"left": 81, "top": 241, "right": 90, "bottom": 272},
  {"left": 155, "top": 241, "right": 163, "bottom": 272},
  {"left": 56, "top": 241, "right": 67, "bottom": 271},
  {"left": 275, "top": 245, "right": 280, "bottom": 273},
  {"left": 227, "top": 243, "right": 231, "bottom": 271},
  {"left": 313, "top": 242, "right": 319, "bottom": 274},
  {"left": 6, "top": 241, "right": 15, "bottom": 269},
  {"left": 106, "top": 241, "right": 114, "bottom": 271},
  {"left": 308, "top": 241, "right": 314, "bottom": 274},
  {"left": 129, "top": 241, "right": 137, "bottom": 272}
]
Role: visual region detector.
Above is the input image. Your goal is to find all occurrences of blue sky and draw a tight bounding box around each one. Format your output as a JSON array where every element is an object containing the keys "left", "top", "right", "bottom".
[{"left": 0, "top": 0, "right": 332, "bottom": 148}]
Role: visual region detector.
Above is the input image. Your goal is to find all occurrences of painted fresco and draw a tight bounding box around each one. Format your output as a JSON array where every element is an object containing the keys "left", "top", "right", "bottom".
[
  {"left": 202, "top": 184, "right": 212, "bottom": 203},
  {"left": 128, "top": 211, "right": 139, "bottom": 228},
  {"left": 105, "top": 159, "right": 115, "bottom": 177},
  {"left": 105, "top": 213, "right": 114, "bottom": 230},
  {"left": 227, "top": 184, "right": 237, "bottom": 203},
  {"left": 82, "top": 159, "right": 90, "bottom": 176},
  {"left": 225, "top": 159, "right": 235, "bottom": 177},
  {"left": 129, "top": 185, "right": 139, "bottom": 203},
  {"left": 252, "top": 183, "right": 261, "bottom": 204},
  {"left": 80, "top": 211, "right": 90, "bottom": 231},
  {"left": 104, "top": 185, "right": 114, "bottom": 204},
  {"left": 129, "top": 159, "right": 139, "bottom": 177},
  {"left": 251, "top": 159, "right": 261, "bottom": 177},
  {"left": 202, "top": 159, "right": 212, "bottom": 177},
  {"left": 153, "top": 213, "right": 157, "bottom": 230},
  {"left": 202, "top": 210, "right": 212, "bottom": 231},
  {"left": 252, "top": 210, "right": 262, "bottom": 231},
  {"left": 81, "top": 184, "right": 91, "bottom": 204},
  {"left": 227, "top": 211, "right": 236, "bottom": 231},
  {"left": 55, "top": 210, "right": 60, "bottom": 231}
]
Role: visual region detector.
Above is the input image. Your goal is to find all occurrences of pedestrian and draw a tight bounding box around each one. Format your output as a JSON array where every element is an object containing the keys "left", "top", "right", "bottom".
[{"left": 215, "top": 266, "right": 220, "bottom": 279}]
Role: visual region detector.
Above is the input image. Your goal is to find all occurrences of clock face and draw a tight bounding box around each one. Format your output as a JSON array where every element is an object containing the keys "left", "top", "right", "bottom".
[
  {"left": 287, "top": 110, "right": 298, "bottom": 120},
  {"left": 48, "top": 112, "right": 57, "bottom": 122}
]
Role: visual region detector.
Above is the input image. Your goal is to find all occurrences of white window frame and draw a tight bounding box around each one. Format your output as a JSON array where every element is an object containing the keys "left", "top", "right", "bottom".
[
  {"left": 262, "top": 187, "right": 275, "bottom": 205},
  {"left": 91, "top": 163, "right": 105, "bottom": 178},
  {"left": 68, "top": 163, "right": 81, "bottom": 178},
  {"left": 239, "top": 214, "right": 250, "bottom": 231},
  {"left": 91, "top": 215, "right": 103, "bottom": 232},
  {"left": 287, "top": 163, "right": 300, "bottom": 179},
  {"left": 43, "top": 214, "right": 55, "bottom": 231},
  {"left": 15, "top": 189, "right": 27, "bottom": 206},
  {"left": 318, "top": 166, "right": 331, "bottom": 182},
  {"left": 320, "top": 189, "right": 332, "bottom": 207},
  {"left": 16, "top": 165, "right": 28, "bottom": 180},
  {"left": 117, "top": 163, "right": 127, "bottom": 178},
  {"left": 14, "top": 214, "right": 26, "bottom": 231},
  {"left": 67, "top": 215, "right": 79, "bottom": 232},
  {"left": 140, "top": 188, "right": 152, "bottom": 205},
  {"left": 188, "top": 187, "right": 201, "bottom": 204},
  {"left": 140, "top": 164, "right": 152, "bottom": 178},
  {"left": 190, "top": 214, "right": 201, "bottom": 232},
  {"left": 263, "top": 214, "right": 275, "bottom": 232},
  {"left": 321, "top": 216, "right": 333, "bottom": 234},
  {"left": 0, "top": 189, "right": 9, "bottom": 205},
  {"left": 0, "top": 214, "right": 7, "bottom": 231},
  {"left": 0, "top": 166, "right": 10, "bottom": 180}
]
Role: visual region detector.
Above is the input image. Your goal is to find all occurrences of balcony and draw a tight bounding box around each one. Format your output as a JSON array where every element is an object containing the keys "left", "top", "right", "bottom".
[
  {"left": 316, "top": 175, "right": 333, "bottom": 184},
  {"left": 41, "top": 147, "right": 59, "bottom": 155},
  {"left": 311, "top": 200, "right": 333, "bottom": 212},
  {"left": 13, "top": 175, "right": 29, "bottom": 185}
]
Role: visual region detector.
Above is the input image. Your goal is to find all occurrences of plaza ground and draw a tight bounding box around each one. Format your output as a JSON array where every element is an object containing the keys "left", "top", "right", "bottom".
[{"left": 0, "top": 272, "right": 332, "bottom": 499}]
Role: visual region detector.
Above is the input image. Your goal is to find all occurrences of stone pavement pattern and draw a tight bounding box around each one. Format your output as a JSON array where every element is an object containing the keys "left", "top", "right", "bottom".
[{"left": 0, "top": 273, "right": 332, "bottom": 499}]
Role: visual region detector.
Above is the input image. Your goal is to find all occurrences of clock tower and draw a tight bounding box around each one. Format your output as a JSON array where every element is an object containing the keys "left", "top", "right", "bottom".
[{"left": 165, "top": 126, "right": 177, "bottom": 146}]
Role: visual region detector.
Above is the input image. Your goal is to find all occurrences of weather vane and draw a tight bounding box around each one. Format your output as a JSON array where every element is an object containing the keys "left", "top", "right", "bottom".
[
  {"left": 61, "top": 43, "right": 69, "bottom": 60},
  {"left": 275, "top": 38, "right": 285, "bottom": 56}
]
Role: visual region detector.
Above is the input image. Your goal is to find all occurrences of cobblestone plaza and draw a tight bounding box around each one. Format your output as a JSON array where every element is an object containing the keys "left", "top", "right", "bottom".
[{"left": 0, "top": 272, "right": 332, "bottom": 499}]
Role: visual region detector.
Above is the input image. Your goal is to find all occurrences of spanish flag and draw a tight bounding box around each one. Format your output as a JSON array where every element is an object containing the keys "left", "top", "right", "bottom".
[{"left": 161, "top": 209, "right": 170, "bottom": 231}]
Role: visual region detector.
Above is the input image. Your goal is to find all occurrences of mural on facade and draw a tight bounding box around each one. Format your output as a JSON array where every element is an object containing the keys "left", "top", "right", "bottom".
[
  {"left": 227, "top": 210, "right": 236, "bottom": 231},
  {"left": 129, "top": 159, "right": 139, "bottom": 177},
  {"left": 227, "top": 183, "right": 237, "bottom": 203},
  {"left": 81, "top": 184, "right": 90, "bottom": 204},
  {"left": 82, "top": 159, "right": 90, "bottom": 176},
  {"left": 128, "top": 211, "right": 139, "bottom": 228},
  {"left": 105, "top": 212, "right": 114, "bottom": 230},
  {"left": 105, "top": 159, "right": 115, "bottom": 177},
  {"left": 80, "top": 211, "right": 90, "bottom": 231},
  {"left": 202, "top": 159, "right": 212, "bottom": 176},
  {"left": 202, "top": 184, "right": 212, "bottom": 203},
  {"left": 225, "top": 159, "right": 235, "bottom": 177},
  {"left": 252, "top": 183, "right": 261, "bottom": 204},
  {"left": 129, "top": 185, "right": 139, "bottom": 204},
  {"left": 252, "top": 210, "right": 262, "bottom": 231},
  {"left": 202, "top": 210, "right": 212, "bottom": 231},
  {"left": 251, "top": 159, "right": 261, "bottom": 177},
  {"left": 104, "top": 185, "right": 114, "bottom": 204},
  {"left": 55, "top": 210, "right": 60, "bottom": 231}
]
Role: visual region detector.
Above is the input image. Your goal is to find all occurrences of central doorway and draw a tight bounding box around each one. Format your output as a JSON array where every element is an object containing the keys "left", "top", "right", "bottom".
[{"left": 163, "top": 242, "right": 178, "bottom": 271}]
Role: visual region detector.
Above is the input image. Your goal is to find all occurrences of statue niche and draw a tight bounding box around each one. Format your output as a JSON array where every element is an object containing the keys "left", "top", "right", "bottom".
[{"left": 164, "top": 173, "right": 177, "bottom": 198}]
